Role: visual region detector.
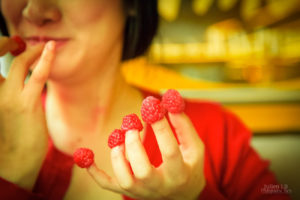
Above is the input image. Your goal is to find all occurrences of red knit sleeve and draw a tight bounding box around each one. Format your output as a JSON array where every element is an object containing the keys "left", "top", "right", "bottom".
[
  {"left": 198, "top": 181, "right": 227, "bottom": 200},
  {"left": 0, "top": 177, "right": 44, "bottom": 200},
  {"left": 181, "top": 101, "right": 291, "bottom": 200},
  {"left": 202, "top": 109, "right": 291, "bottom": 200}
]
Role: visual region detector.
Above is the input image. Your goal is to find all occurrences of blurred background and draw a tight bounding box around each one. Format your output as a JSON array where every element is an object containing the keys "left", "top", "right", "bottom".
[{"left": 121, "top": 0, "right": 300, "bottom": 199}]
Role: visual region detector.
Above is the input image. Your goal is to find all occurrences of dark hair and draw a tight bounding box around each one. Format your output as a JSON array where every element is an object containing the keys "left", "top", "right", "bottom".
[
  {"left": 0, "top": 0, "right": 158, "bottom": 61},
  {"left": 122, "top": 0, "right": 158, "bottom": 60}
]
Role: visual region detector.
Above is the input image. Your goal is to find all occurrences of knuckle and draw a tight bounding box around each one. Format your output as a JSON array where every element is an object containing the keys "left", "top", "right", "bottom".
[
  {"left": 31, "top": 71, "right": 48, "bottom": 83},
  {"left": 98, "top": 181, "right": 111, "bottom": 190},
  {"left": 17, "top": 103, "right": 28, "bottom": 114},
  {"left": 12, "top": 56, "right": 24, "bottom": 65},
  {"left": 119, "top": 179, "right": 134, "bottom": 191},
  {"left": 136, "top": 167, "right": 153, "bottom": 181},
  {"left": 0, "top": 96, "right": 32, "bottom": 114},
  {"left": 164, "top": 148, "right": 180, "bottom": 160},
  {"left": 0, "top": 97, "right": 9, "bottom": 109},
  {"left": 175, "top": 171, "right": 188, "bottom": 187},
  {"left": 167, "top": 166, "right": 189, "bottom": 188},
  {"left": 13, "top": 56, "right": 30, "bottom": 68},
  {"left": 191, "top": 146, "right": 204, "bottom": 164},
  {"left": 168, "top": 175, "right": 188, "bottom": 190},
  {"left": 0, "top": 99, "right": 17, "bottom": 112}
]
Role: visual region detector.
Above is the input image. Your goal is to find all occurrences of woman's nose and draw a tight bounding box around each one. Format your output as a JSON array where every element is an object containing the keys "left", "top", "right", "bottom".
[{"left": 22, "top": 0, "right": 61, "bottom": 26}]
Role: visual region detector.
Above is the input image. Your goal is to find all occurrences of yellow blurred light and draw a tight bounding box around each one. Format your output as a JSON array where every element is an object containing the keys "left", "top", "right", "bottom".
[
  {"left": 218, "top": 0, "right": 238, "bottom": 11},
  {"left": 267, "top": 0, "right": 299, "bottom": 19},
  {"left": 158, "top": 0, "right": 181, "bottom": 21},
  {"left": 192, "top": 0, "right": 214, "bottom": 16},
  {"left": 241, "top": 0, "right": 261, "bottom": 20}
]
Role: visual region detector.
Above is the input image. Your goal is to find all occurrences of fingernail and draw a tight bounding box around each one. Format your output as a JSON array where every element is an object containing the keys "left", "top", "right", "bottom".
[
  {"left": 112, "top": 144, "right": 124, "bottom": 152},
  {"left": 111, "top": 146, "right": 122, "bottom": 158},
  {"left": 46, "top": 41, "right": 56, "bottom": 51}
]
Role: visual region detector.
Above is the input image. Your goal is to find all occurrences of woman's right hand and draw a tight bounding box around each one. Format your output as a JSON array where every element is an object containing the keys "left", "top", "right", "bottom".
[{"left": 0, "top": 41, "right": 56, "bottom": 190}]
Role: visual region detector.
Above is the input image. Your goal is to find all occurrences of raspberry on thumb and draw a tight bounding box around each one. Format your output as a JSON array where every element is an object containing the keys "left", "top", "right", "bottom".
[
  {"left": 73, "top": 148, "right": 94, "bottom": 168},
  {"left": 10, "top": 35, "right": 26, "bottom": 56},
  {"left": 162, "top": 89, "right": 185, "bottom": 113},
  {"left": 141, "top": 96, "right": 166, "bottom": 124}
]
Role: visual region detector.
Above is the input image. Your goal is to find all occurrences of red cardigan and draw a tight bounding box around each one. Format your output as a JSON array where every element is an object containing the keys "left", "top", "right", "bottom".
[{"left": 0, "top": 97, "right": 291, "bottom": 200}]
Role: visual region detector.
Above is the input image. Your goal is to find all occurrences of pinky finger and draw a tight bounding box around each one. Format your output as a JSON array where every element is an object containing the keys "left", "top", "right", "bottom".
[{"left": 87, "top": 163, "right": 123, "bottom": 194}]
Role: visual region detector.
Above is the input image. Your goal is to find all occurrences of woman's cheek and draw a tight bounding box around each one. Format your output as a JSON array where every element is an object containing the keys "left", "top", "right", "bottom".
[{"left": 63, "top": 0, "right": 108, "bottom": 27}]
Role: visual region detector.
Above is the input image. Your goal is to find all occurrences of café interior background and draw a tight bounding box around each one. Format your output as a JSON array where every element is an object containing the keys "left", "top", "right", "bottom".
[{"left": 121, "top": 0, "right": 300, "bottom": 198}]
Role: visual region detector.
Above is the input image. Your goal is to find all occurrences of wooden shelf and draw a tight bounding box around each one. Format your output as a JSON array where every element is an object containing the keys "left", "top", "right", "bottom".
[{"left": 224, "top": 103, "right": 300, "bottom": 133}]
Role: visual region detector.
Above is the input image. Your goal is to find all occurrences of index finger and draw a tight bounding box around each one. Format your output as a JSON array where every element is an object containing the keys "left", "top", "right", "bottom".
[
  {"left": 22, "top": 41, "right": 56, "bottom": 101},
  {"left": 6, "top": 44, "right": 44, "bottom": 90}
]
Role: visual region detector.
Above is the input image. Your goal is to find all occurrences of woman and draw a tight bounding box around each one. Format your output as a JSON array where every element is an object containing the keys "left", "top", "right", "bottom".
[{"left": 0, "top": 0, "right": 290, "bottom": 199}]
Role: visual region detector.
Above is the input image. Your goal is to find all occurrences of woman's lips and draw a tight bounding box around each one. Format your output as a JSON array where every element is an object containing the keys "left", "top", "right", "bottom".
[{"left": 25, "top": 36, "right": 69, "bottom": 48}]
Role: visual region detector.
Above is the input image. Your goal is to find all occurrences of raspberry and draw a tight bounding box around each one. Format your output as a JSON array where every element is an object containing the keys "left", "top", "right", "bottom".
[
  {"left": 141, "top": 96, "right": 166, "bottom": 124},
  {"left": 162, "top": 89, "right": 185, "bottom": 113},
  {"left": 10, "top": 35, "right": 26, "bottom": 56},
  {"left": 108, "top": 129, "right": 125, "bottom": 148},
  {"left": 73, "top": 148, "right": 94, "bottom": 168},
  {"left": 121, "top": 113, "right": 143, "bottom": 132}
]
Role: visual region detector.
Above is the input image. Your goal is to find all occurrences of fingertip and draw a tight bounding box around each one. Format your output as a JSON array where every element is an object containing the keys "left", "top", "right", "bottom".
[
  {"left": 168, "top": 111, "right": 183, "bottom": 120},
  {"left": 168, "top": 112, "right": 189, "bottom": 124},
  {"left": 125, "top": 130, "right": 140, "bottom": 144},
  {"left": 45, "top": 40, "right": 56, "bottom": 51},
  {"left": 40, "top": 41, "right": 56, "bottom": 58},
  {"left": 111, "top": 144, "right": 125, "bottom": 158},
  {"left": 168, "top": 112, "right": 193, "bottom": 137},
  {"left": 151, "top": 117, "right": 170, "bottom": 132}
]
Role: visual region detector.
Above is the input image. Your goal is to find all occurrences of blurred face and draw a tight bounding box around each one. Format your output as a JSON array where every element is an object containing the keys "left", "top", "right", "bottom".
[{"left": 1, "top": 0, "right": 125, "bottom": 82}]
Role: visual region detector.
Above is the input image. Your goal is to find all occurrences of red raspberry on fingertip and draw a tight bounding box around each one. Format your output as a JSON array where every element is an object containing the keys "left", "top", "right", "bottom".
[
  {"left": 73, "top": 148, "right": 94, "bottom": 168},
  {"left": 141, "top": 96, "right": 166, "bottom": 124},
  {"left": 10, "top": 35, "right": 26, "bottom": 56},
  {"left": 162, "top": 89, "right": 185, "bottom": 113},
  {"left": 121, "top": 113, "right": 143, "bottom": 132},
  {"left": 108, "top": 129, "right": 125, "bottom": 149}
]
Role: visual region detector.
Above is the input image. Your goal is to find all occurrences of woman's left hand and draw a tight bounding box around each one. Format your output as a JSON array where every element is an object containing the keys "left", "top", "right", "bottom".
[{"left": 88, "top": 112, "right": 206, "bottom": 200}]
